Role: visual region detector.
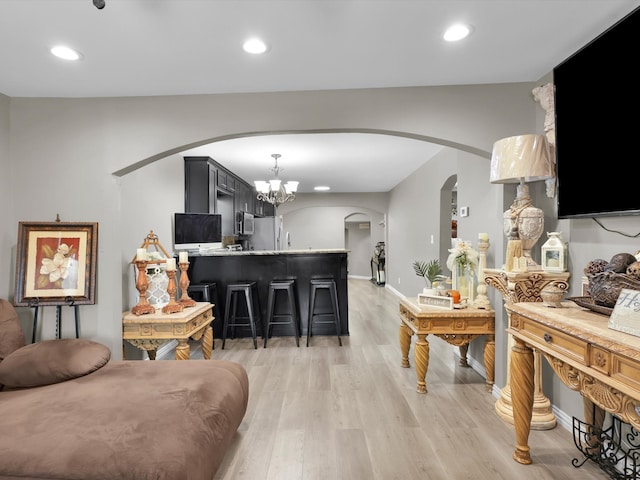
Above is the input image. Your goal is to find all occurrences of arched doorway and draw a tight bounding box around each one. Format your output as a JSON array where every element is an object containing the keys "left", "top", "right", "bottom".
[
  {"left": 344, "top": 213, "right": 371, "bottom": 279},
  {"left": 439, "top": 175, "right": 458, "bottom": 269}
]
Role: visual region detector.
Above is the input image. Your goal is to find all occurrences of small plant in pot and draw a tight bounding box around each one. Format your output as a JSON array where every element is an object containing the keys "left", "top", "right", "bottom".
[{"left": 413, "top": 259, "right": 443, "bottom": 295}]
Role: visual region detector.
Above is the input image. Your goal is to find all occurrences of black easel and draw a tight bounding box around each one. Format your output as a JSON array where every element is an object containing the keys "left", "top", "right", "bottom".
[{"left": 29, "top": 297, "right": 80, "bottom": 343}]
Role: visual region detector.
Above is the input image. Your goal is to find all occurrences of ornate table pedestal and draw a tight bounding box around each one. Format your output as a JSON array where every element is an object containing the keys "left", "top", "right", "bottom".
[
  {"left": 484, "top": 269, "right": 570, "bottom": 430},
  {"left": 506, "top": 301, "right": 640, "bottom": 466}
]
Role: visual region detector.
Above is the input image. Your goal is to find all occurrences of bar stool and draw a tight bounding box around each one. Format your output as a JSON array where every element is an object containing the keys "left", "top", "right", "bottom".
[
  {"left": 187, "top": 282, "right": 220, "bottom": 316},
  {"left": 264, "top": 278, "right": 300, "bottom": 347},
  {"left": 307, "top": 278, "right": 342, "bottom": 347},
  {"left": 187, "top": 282, "right": 219, "bottom": 350},
  {"left": 222, "top": 281, "right": 261, "bottom": 349}
]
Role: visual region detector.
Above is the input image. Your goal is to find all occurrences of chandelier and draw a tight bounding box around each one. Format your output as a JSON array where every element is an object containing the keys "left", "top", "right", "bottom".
[{"left": 254, "top": 154, "right": 299, "bottom": 207}]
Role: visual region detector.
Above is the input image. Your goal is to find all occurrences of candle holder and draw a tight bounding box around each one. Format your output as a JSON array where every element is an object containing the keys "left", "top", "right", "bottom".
[
  {"left": 178, "top": 261, "right": 197, "bottom": 307},
  {"left": 162, "top": 269, "right": 184, "bottom": 314},
  {"left": 472, "top": 238, "right": 493, "bottom": 310},
  {"left": 132, "top": 260, "right": 155, "bottom": 316}
]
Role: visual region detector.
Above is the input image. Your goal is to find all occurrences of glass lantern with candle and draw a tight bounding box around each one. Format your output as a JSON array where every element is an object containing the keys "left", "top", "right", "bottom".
[
  {"left": 145, "top": 251, "right": 170, "bottom": 308},
  {"left": 541, "top": 232, "right": 568, "bottom": 272},
  {"left": 132, "top": 231, "right": 174, "bottom": 310}
]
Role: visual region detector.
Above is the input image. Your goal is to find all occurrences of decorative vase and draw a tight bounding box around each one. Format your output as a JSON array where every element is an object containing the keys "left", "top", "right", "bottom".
[
  {"left": 453, "top": 264, "right": 475, "bottom": 302},
  {"left": 145, "top": 264, "right": 170, "bottom": 308},
  {"left": 541, "top": 284, "right": 565, "bottom": 308},
  {"left": 422, "top": 287, "right": 437, "bottom": 296}
]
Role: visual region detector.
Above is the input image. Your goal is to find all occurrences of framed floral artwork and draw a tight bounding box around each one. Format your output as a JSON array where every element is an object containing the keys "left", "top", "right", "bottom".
[{"left": 14, "top": 221, "right": 98, "bottom": 306}]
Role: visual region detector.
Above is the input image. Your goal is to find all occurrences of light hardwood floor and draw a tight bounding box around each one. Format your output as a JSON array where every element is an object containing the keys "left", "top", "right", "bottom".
[{"left": 180, "top": 279, "right": 608, "bottom": 480}]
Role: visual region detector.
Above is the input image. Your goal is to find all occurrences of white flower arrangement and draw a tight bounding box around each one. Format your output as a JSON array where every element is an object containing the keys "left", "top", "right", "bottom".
[{"left": 446, "top": 240, "right": 479, "bottom": 274}]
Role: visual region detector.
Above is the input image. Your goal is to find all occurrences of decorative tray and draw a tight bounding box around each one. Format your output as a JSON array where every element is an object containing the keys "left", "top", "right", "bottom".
[{"left": 568, "top": 296, "right": 614, "bottom": 317}]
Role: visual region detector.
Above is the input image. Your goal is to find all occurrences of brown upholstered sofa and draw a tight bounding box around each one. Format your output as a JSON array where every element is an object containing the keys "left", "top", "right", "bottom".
[{"left": 0, "top": 299, "right": 249, "bottom": 480}]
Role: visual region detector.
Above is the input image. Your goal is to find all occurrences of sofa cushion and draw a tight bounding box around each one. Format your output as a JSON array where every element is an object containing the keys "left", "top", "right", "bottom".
[
  {"left": 0, "top": 299, "right": 26, "bottom": 362},
  {"left": 0, "top": 338, "right": 111, "bottom": 388}
]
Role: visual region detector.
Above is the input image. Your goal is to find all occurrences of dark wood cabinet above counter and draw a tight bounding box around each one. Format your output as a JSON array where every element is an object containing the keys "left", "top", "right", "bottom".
[
  {"left": 184, "top": 157, "right": 216, "bottom": 213},
  {"left": 184, "top": 156, "right": 274, "bottom": 223},
  {"left": 215, "top": 167, "right": 235, "bottom": 196}
]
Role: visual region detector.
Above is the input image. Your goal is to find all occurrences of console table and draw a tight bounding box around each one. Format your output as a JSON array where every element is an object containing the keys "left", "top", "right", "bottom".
[
  {"left": 122, "top": 302, "right": 213, "bottom": 360},
  {"left": 399, "top": 297, "right": 495, "bottom": 394},
  {"left": 506, "top": 301, "right": 640, "bottom": 466}
]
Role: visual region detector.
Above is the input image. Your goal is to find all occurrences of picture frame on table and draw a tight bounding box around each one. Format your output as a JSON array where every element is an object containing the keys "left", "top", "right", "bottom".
[
  {"left": 14, "top": 221, "right": 98, "bottom": 306},
  {"left": 608, "top": 288, "right": 640, "bottom": 338}
]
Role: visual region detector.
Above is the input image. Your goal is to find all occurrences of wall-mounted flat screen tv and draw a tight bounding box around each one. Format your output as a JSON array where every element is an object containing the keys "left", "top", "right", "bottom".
[
  {"left": 173, "top": 213, "right": 222, "bottom": 252},
  {"left": 554, "top": 6, "right": 640, "bottom": 219}
]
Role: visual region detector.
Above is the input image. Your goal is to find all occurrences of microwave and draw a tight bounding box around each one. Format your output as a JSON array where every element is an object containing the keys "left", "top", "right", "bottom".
[{"left": 236, "top": 211, "right": 254, "bottom": 235}]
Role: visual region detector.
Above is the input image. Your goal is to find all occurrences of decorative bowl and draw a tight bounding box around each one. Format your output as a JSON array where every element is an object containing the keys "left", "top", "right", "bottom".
[
  {"left": 586, "top": 271, "right": 640, "bottom": 308},
  {"left": 540, "top": 284, "right": 565, "bottom": 308}
]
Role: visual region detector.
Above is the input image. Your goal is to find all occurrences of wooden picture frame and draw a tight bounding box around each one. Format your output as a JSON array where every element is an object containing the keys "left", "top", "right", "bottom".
[
  {"left": 417, "top": 293, "right": 454, "bottom": 309},
  {"left": 14, "top": 221, "right": 98, "bottom": 306},
  {"left": 608, "top": 288, "right": 640, "bottom": 338}
]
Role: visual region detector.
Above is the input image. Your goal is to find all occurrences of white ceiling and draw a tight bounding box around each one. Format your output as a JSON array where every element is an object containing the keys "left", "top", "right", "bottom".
[{"left": 2, "top": 0, "right": 638, "bottom": 192}]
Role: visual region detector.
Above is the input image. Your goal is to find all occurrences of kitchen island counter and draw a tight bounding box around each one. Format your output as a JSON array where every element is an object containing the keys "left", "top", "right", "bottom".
[
  {"left": 185, "top": 250, "right": 349, "bottom": 341},
  {"left": 187, "top": 248, "right": 348, "bottom": 256}
]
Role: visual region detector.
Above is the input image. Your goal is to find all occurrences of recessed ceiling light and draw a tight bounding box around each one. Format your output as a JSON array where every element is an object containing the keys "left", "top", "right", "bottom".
[
  {"left": 243, "top": 38, "right": 268, "bottom": 54},
  {"left": 314, "top": 186, "right": 330, "bottom": 191},
  {"left": 50, "top": 45, "right": 82, "bottom": 60},
  {"left": 443, "top": 23, "right": 473, "bottom": 42}
]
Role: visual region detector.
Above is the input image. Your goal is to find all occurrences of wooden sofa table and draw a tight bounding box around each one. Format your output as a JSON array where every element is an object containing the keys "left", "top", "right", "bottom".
[
  {"left": 123, "top": 302, "right": 213, "bottom": 360},
  {"left": 399, "top": 297, "right": 495, "bottom": 393},
  {"left": 506, "top": 301, "right": 640, "bottom": 466}
]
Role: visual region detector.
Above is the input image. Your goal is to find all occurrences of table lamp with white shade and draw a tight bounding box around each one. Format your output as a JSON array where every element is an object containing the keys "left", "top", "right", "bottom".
[{"left": 490, "top": 134, "right": 554, "bottom": 271}]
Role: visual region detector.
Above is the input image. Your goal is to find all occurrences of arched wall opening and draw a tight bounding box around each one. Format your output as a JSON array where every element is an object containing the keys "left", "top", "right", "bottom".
[
  {"left": 344, "top": 212, "right": 372, "bottom": 280},
  {"left": 112, "top": 128, "right": 489, "bottom": 178}
]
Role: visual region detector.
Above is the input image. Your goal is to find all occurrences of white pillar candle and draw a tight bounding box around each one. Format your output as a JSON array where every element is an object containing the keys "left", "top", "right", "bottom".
[
  {"left": 165, "top": 258, "right": 176, "bottom": 271},
  {"left": 179, "top": 251, "right": 189, "bottom": 263},
  {"left": 478, "top": 232, "right": 489, "bottom": 242},
  {"left": 136, "top": 248, "right": 148, "bottom": 261}
]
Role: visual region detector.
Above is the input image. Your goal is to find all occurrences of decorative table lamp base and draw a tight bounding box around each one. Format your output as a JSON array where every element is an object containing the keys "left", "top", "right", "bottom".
[
  {"left": 162, "top": 269, "right": 184, "bottom": 314},
  {"left": 178, "top": 262, "right": 197, "bottom": 308},
  {"left": 132, "top": 260, "right": 155, "bottom": 316},
  {"left": 472, "top": 237, "right": 492, "bottom": 310}
]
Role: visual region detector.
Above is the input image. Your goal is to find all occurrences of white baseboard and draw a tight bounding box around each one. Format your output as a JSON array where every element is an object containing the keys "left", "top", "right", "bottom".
[
  {"left": 348, "top": 275, "right": 371, "bottom": 280},
  {"left": 385, "top": 284, "right": 405, "bottom": 299}
]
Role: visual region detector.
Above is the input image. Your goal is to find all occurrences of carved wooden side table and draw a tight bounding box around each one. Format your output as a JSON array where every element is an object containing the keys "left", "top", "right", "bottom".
[
  {"left": 122, "top": 302, "right": 213, "bottom": 360},
  {"left": 484, "top": 269, "right": 570, "bottom": 430},
  {"left": 399, "top": 297, "right": 495, "bottom": 394}
]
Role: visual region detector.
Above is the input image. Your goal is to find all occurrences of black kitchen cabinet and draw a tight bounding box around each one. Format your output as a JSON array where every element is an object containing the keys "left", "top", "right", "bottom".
[
  {"left": 184, "top": 157, "right": 216, "bottom": 213},
  {"left": 235, "top": 179, "right": 254, "bottom": 214},
  {"left": 216, "top": 167, "right": 235, "bottom": 196},
  {"left": 184, "top": 156, "right": 241, "bottom": 213}
]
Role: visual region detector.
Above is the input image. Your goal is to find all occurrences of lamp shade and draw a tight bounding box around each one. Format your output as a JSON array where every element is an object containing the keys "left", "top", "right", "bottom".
[{"left": 490, "top": 134, "right": 553, "bottom": 184}]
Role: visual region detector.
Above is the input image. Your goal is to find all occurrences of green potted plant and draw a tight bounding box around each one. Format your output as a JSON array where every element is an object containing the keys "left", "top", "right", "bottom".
[{"left": 413, "top": 259, "right": 442, "bottom": 295}]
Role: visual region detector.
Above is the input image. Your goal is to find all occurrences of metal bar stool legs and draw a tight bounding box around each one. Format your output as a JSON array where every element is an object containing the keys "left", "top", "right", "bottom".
[
  {"left": 187, "top": 282, "right": 218, "bottom": 350},
  {"left": 264, "top": 279, "right": 300, "bottom": 347},
  {"left": 222, "top": 281, "right": 261, "bottom": 349},
  {"left": 307, "top": 278, "right": 342, "bottom": 347}
]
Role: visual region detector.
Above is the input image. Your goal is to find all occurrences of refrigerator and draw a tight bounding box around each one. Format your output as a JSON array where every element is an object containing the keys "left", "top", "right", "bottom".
[{"left": 251, "top": 215, "right": 285, "bottom": 251}]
